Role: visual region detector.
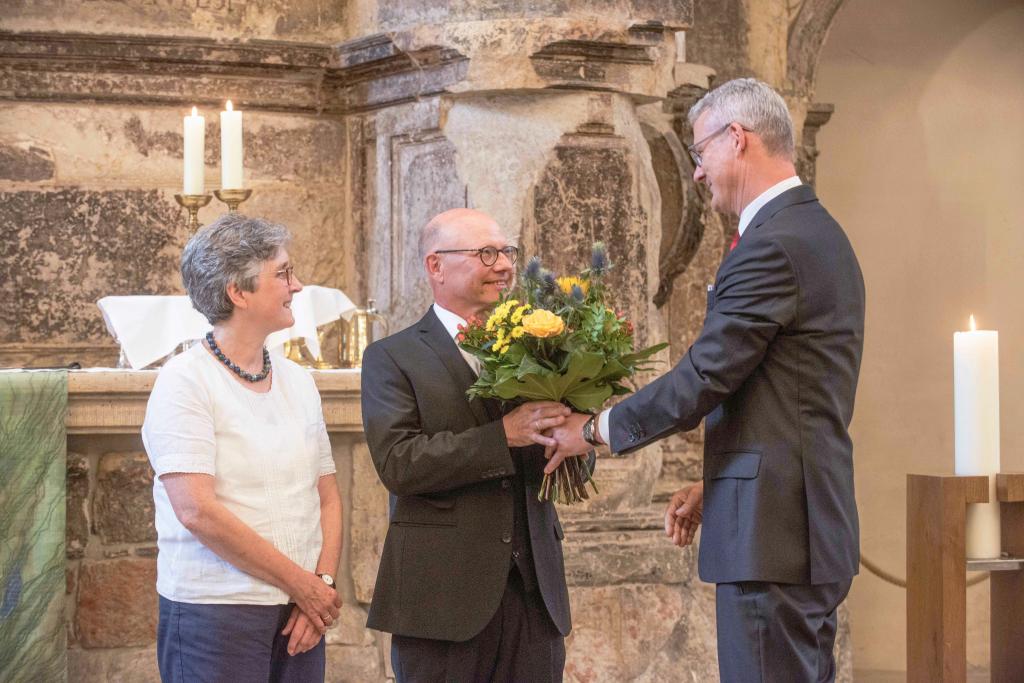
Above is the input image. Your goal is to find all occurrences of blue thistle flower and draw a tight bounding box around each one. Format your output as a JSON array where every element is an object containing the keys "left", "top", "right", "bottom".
[
  {"left": 524, "top": 256, "right": 542, "bottom": 281},
  {"left": 541, "top": 271, "right": 557, "bottom": 293},
  {"left": 571, "top": 284, "right": 585, "bottom": 302},
  {"left": 591, "top": 242, "right": 608, "bottom": 276}
]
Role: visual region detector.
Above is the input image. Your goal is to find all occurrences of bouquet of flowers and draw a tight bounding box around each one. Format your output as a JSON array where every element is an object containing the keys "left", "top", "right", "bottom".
[{"left": 457, "top": 243, "right": 667, "bottom": 504}]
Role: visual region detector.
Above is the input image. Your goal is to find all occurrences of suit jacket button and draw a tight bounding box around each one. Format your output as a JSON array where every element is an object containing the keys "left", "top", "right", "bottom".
[
  {"left": 502, "top": 532, "right": 512, "bottom": 543},
  {"left": 501, "top": 479, "right": 511, "bottom": 489}
]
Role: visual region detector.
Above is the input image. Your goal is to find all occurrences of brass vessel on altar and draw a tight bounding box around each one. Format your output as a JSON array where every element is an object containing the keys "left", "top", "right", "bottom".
[{"left": 340, "top": 299, "right": 388, "bottom": 368}]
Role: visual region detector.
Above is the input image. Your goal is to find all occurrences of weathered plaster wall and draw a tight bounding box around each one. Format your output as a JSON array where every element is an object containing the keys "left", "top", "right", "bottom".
[
  {"left": 1, "top": 0, "right": 348, "bottom": 41},
  {"left": 0, "top": 101, "right": 352, "bottom": 368}
]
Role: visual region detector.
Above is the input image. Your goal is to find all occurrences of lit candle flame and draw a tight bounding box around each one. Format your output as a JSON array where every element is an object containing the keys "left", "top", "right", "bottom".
[
  {"left": 226, "top": 100, "right": 233, "bottom": 112},
  {"left": 969, "top": 314, "right": 977, "bottom": 332},
  {"left": 191, "top": 106, "right": 198, "bottom": 116}
]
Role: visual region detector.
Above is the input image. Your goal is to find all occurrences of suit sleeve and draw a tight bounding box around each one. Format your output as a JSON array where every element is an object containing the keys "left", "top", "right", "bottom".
[
  {"left": 360, "top": 341, "right": 516, "bottom": 496},
  {"left": 609, "top": 235, "right": 798, "bottom": 454}
]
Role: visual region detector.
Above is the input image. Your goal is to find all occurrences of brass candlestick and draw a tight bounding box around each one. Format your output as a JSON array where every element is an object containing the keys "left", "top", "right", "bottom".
[
  {"left": 213, "top": 188, "right": 253, "bottom": 213},
  {"left": 174, "top": 193, "right": 213, "bottom": 231}
]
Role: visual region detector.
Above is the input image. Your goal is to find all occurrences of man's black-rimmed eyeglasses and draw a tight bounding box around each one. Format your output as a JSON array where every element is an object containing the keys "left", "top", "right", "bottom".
[{"left": 433, "top": 246, "right": 519, "bottom": 267}]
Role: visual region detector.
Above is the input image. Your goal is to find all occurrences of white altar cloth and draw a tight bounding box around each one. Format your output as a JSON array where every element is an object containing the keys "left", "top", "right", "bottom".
[{"left": 97, "top": 286, "right": 356, "bottom": 369}]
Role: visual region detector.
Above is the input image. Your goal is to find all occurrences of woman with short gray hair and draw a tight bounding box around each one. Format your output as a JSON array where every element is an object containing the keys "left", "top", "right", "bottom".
[{"left": 142, "top": 214, "right": 342, "bottom": 682}]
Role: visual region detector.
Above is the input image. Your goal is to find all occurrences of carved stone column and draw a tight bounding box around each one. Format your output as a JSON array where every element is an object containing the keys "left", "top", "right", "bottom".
[{"left": 797, "top": 102, "right": 835, "bottom": 189}]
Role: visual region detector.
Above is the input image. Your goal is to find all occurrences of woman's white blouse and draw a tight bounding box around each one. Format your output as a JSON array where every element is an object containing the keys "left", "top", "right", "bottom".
[{"left": 142, "top": 345, "right": 335, "bottom": 604}]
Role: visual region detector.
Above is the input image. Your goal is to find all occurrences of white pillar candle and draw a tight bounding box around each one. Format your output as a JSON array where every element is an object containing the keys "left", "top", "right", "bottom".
[
  {"left": 183, "top": 107, "right": 205, "bottom": 195},
  {"left": 220, "top": 100, "right": 243, "bottom": 190},
  {"left": 953, "top": 314, "right": 1001, "bottom": 559}
]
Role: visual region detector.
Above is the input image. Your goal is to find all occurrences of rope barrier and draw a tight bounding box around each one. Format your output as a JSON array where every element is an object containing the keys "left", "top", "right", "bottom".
[{"left": 859, "top": 554, "right": 990, "bottom": 589}]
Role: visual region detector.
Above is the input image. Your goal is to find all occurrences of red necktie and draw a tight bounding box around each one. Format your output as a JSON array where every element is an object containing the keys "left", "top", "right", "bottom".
[{"left": 729, "top": 231, "right": 740, "bottom": 251}]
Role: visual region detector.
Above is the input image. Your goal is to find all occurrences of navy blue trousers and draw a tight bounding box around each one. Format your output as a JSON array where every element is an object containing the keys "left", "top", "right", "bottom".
[
  {"left": 715, "top": 579, "right": 852, "bottom": 683},
  {"left": 157, "top": 596, "right": 325, "bottom": 682}
]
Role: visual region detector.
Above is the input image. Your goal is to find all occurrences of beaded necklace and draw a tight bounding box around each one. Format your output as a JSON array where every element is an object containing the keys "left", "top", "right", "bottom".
[{"left": 206, "top": 331, "right": 271, "bottom": 383}]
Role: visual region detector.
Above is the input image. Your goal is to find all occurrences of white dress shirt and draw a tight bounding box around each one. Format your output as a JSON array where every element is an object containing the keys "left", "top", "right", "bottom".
[
  {"left": 433, "top": 303, "right": 480, "bottom": 375},
  {"left": 597, "top": 176, "right": 803, "bottom": 447}
]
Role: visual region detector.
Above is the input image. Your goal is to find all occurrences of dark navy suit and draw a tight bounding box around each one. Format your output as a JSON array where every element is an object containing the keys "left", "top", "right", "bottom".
[{"left": 609, "top": 184, "right": 865, "bottom": 682}]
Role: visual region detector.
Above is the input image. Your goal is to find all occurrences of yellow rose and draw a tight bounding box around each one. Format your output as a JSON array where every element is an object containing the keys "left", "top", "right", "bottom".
[{"left": 521, "top": 309, "right": 565, "bottom": 338}]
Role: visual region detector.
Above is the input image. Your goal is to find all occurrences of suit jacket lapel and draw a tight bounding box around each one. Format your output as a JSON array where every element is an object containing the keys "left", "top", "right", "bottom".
[
  {"left": 746, "top": 183, "right": 818, "bottom": 234},
  {"left": 417, "top": 307, "right": 492, "bottom": 426}
]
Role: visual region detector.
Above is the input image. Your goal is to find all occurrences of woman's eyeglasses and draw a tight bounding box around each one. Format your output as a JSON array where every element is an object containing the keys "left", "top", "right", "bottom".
[{"left": 274, "top": 265, "right": 295, "bottom": 286}]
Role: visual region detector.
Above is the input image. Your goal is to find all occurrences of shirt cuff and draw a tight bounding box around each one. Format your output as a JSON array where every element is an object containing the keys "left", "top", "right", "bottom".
[{"left": 598, "top": 408, "right": 612, "bottom": 446}]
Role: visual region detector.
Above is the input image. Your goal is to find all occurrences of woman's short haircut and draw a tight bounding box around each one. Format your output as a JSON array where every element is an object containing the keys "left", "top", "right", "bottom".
[
  {"left": 180, "top": 214, "right": 290, "bottom": 324},
  {"left": 688, "top": 77, "right": 796, "bottom": 159}
]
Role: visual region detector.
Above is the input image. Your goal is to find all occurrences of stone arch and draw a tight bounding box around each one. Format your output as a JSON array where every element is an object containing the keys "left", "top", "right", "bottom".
[{"left": 786, "top": 0, "right": 848, "bottom": 95}]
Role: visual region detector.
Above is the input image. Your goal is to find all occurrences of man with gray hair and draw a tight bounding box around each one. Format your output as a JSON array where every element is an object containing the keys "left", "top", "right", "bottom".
[{"left": 547, "top": 78, "right": 865, "bottom": 681}]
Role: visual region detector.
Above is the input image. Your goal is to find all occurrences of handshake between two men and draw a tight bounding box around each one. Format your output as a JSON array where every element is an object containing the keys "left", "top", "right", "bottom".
[{"left": 501, "top": 400, "right": 704, "bottom": 550}]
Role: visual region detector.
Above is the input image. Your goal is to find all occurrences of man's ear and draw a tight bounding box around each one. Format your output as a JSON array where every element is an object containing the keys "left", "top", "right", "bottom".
[
  {"left": 425, "top": 254, "right": 444, "bottom": 284},
  {"left": 226, "top": 282, "right": 248, "bottom": 310},
  {"left": 731, "top": 122, "right": 748, "bottom": 155}
]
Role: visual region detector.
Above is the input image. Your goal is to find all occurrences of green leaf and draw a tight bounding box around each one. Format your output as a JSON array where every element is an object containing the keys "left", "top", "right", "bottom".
[
  {"left": 562, "top": 350, "right": 604, "bottom": 386},
  {"left": 564, "top": 382, "right": 613, "bottom": 411},
  {"left": 492, "top": 373, "right": 562, "bottom": 402},
  {"left": 619, "top": 342, "right": 668, "bottom": 366},
  {"left": 516, "top": 353, "right": 550, "bottom": 380}
]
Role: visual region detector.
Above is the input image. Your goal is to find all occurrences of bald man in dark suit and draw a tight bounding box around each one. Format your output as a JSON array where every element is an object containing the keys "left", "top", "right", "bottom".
[{"left": 361, "top": 209, "right": 589, "bottom": 682}]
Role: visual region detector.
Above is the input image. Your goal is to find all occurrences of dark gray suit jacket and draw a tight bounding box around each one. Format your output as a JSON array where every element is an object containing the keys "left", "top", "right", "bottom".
[
  {"left": 360, "top": 308, "right": 573, "bottom": 641},
  {"left": 609, "top": 184, "right": 865, "bottom": 586}
]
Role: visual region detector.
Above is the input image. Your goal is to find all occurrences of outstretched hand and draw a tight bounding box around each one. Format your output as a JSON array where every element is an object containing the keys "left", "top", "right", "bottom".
[
  {"left": 502, "top": 401, "right": 571, "bottom": 448},
  {"left": 542, "top": 412, "right": 593, "bottom": 474},
  {"left": 664, "top": 481, "right": 704, "bottom": 548}
]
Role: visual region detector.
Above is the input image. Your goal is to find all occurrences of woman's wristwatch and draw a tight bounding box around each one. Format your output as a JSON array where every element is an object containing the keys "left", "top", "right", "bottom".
[{"left": 317, "top": 573, "right": 336, "bottom": 590}]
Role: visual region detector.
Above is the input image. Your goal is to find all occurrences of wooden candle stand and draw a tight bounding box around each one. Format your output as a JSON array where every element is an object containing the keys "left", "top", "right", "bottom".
[{"left": 907, "top": 473, "right": 1024, "bottom": 682}]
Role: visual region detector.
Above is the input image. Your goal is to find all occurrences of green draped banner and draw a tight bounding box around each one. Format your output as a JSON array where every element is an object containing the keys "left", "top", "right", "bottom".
[{"left": 0, "top": 370, "right": 67, "bottom": 682}]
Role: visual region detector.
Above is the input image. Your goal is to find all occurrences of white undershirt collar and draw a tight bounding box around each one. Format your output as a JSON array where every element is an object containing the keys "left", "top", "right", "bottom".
[{"left": 737, "top": 176, "right": 802, "bottom": 237}]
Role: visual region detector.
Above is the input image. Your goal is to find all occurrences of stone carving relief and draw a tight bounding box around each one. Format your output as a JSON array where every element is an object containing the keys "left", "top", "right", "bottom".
[
  {"left": 0, "top": 189, "right": 185, "bottom": 356},
  {"left": 530, "top": 128, "right": 651, "bottom": 345},
  {"left": 360, "top": 100, "right": 468, "bottom": 333}
]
